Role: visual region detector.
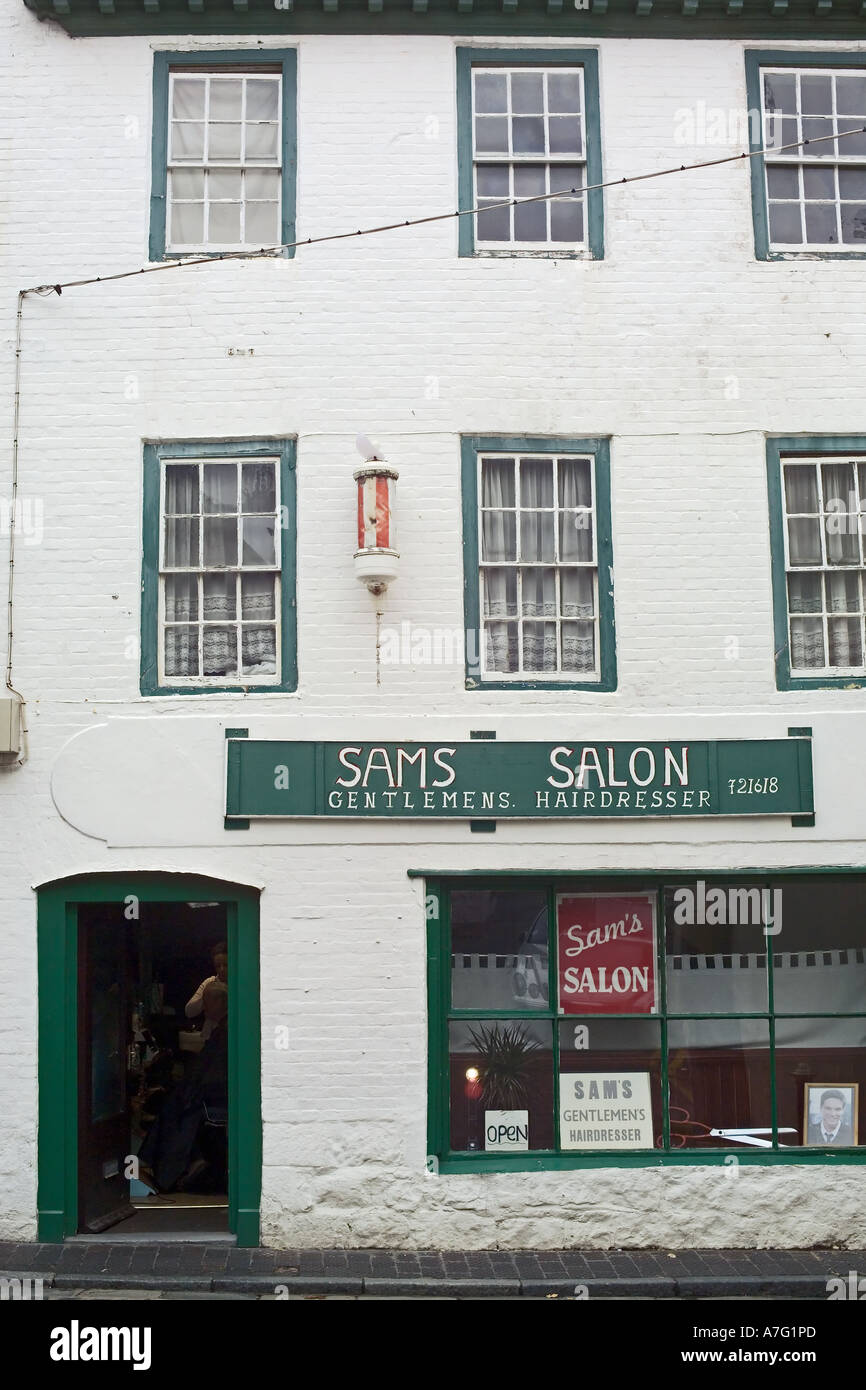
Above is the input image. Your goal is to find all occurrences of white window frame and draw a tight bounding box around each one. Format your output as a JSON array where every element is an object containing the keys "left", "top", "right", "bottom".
[
  {"left": 761, "top": 64, "right": 866, "bottom": 253},
  {"left": 166, "top": 69, "right": 283, "bottom": 255},
  {"left": 477, "top": 451, "right": 600, "bottom": 682},
  {"left": 781, "top": 453, "right": 866, "bottom": 677},
  {"left": 471, "top": 65, "right": 588, "bottom": 253},
  {"left": 158, "top": 455, "right": 283, "bottom": 687}
]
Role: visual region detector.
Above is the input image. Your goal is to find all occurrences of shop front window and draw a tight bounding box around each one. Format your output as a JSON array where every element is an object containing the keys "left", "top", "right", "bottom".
[{"left": 429, "top": 876, "right": 866, "bottom": 1167}]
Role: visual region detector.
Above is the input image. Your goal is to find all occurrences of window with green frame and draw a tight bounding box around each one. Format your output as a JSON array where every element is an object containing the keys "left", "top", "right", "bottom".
[
  {"left": 140, "top": 439, "right": 297, "bottom": 695},
  {"left": 456, "top": 48, "right": 604, "bottom": 259},
  {"left": 767, "top": 435, "right": 866, "bottom": 690},
  {"left": 426, "top": 875, "right": 866, "bottom": 1172},
  {"left": 461, "top": 435, "right": 616, "bottom": 690},
  {"left": 149, "top": 49, "right": 297, "bottom": 261}
]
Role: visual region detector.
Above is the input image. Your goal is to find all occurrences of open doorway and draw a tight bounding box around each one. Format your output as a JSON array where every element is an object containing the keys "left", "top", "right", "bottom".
[
  {"left": 77, "top": 901, "right": 231, "bottom": 1237},
  {"left": 37, "top": 873, "right": 261, "bottom": 1246}
]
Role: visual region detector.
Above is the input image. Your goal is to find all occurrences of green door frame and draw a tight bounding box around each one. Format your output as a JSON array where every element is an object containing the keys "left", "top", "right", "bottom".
[{"left": 37, "top": 872, "right": 262, "bottom": 1247}]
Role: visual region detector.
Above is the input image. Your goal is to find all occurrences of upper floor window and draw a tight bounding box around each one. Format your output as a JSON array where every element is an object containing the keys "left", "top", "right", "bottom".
[
  {"left": 767, "top": 436, "right": 866, "bottom": 689},
  {"left": 461, "top": 436, "right": 616, "bottom": 691},
  {"left": 456, "top": 49, "right": 603, "bottom": 259},
  {"left": 141, "top": 440, "right": 297, "bottom": 695},
  {"left": 150, "top": 50, "right": 297, "bottom": 260},
  {"left": 746, "top": 52, "right": 866, "bottom": 259}
]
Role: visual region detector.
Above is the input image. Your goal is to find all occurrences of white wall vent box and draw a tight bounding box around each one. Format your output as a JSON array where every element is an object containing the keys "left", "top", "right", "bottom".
[{"left": 0, "top": 699, "right": 21, "bottom": 755}]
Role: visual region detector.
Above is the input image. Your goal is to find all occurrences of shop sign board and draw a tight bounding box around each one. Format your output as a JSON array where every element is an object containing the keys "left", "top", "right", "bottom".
[
  {"left": 559, "top": 1072, "right": 655, "bottom": 1151},
  {"left": 225, "top": 736, "right": 813, "bottom": 821}
]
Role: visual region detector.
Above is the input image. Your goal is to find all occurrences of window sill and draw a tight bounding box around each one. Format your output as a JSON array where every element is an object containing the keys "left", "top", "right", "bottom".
[{"left": 435, "top": 1148, "right": 866, "bottom": 1173}]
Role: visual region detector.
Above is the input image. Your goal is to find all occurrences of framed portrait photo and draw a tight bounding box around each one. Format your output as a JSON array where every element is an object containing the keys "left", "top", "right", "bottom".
[{"left": 803, "top": 1083, "right": 859, "bottom": 1147}]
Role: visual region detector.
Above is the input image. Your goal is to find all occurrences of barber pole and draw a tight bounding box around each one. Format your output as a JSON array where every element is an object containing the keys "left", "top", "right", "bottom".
[{"left": 353, "top": 462, "right": 400, "bottom": 595}]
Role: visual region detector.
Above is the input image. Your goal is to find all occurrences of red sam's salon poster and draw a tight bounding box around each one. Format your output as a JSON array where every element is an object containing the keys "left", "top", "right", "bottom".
[{"left": 557, "top": 894, "right": 658, "bottom": 1014}]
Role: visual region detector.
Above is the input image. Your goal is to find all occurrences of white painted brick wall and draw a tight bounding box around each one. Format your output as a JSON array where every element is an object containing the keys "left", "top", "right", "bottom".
[{"left": 1, "top": 4, "right": 865, "bottom": 1247}]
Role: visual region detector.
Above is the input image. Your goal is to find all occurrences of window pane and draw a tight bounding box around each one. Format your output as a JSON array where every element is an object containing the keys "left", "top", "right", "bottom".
[
  {"left": 242, "top": 517, "right": 276, "bottom": 565},
  {"left": 787, "top": 572, "right": 822, "bottom": 613},
  {"left": 769, "top": 202, "right": 803, "bottom": 244},
  {"left": 242, "top": 625, "right": 277, "bottom": 675},
  {"left": 171, "top": 122, "right": 205, "bottom": 161},
  {"left": 800, "top": 74, "right": 833, "bottom": 115},
  {"left": 208, "top": 123, "right": 242, "bottom": 160},
  {"left": 208, "top": 202, "right": 241, "bottom": 244},
  {"left": 561, "top": 568, "right": 594, "bottom": 619},
  {"left": 521, "top": 567, "right": 556, "bottom": 617},
  {"left": 558, "top": 1019, "right": 661, "bottom": 1152},
  {"left": 828, "top": 616, "right": 863, "bottom": 666},
  {"left": 520, "top": 511, "right": 555, "bottom": 562},
  {"left": 804, "top": 204, "right": 838, "bottom": 244},
  {"left": 245, "top": 123, "right": 279, "bottom": 162},
  {"left": 522, "top": 622, "right": 557, "bottom": 672},
  {"left": 474, "top": 117, "right": 508, "bottom": 153},
  {"left": 519, "top": 457, "right": 553, "bottom": 507},
  {"left": 209, "top": 79, "right": 243, "bottom": 120},
  {"left": 449, "top": 1019, "right": 553, "bottom": 1151},
  {"left": 763, "top": 72, "right": 797, "bottom": 114},
  {"left": 481, "top": 458, "right": 515, "bottom": 508},
  {"left": 548, "top": 72, "right": 581, "bottom": 113},
  {"left": 171, "top": 169, "right": 205, "bottom": 200},
  {"left": 784, "top": 463, "right": 818, "bottom": 513},
  {"left": 164, "top": 625, "right": 199, "bottom": 677},
  {"left": 775, "top": 1019, "right": 866, "bottom": 1148},
  {"left": 242, "top": 461, "right": 277, "bottom": 512},
  {"left": 209, "top": 170, "right": 243, "bottom": 200},
  {"left": 825, "top": 571, "right": 861, "bottom": 612},
  {"left": 667, "top": 1019, "right": 771, "bottom": 1149},
  {"left": 803, "top": 165, "right": 835, "bottom": 199},
  {"left": 171, "top": 202, "right": 204, "bottom": 244},
  {"left": 203, "top": 573, "right": 236, "bottom": 621},
  {"left": 246, "top": 168, "right": 281, "bottom": 200},
  {"left": 511, "top": 72, "right": 543, "bottom": 114},
  {"left": 202, "top": 625, "right": 237, "bottom": 676},
  {"left": 787, "top": 516, "right": 822, "bottom": 565},
  {"left": 450, "top": 889, "right": 549, "bottom": 1010},
  {"left": 164, "top": 464, "right": 199, "bottom": 514},
  {"left": 513, "top": 197, "right": 547, "bottom": 242},
  {"left": 241, "top": 573, "right": 276, "bottom": 621},
  {"left": 203, "top": 516, "right": 238, "bottom": 567},
  {"left": 482, "top": 567, "right": 517, "bottom": 619},
  {"left": 171, "top": 78, "right": 205, "bottom": 120},
  {"left": 840, "top": 203, "right": 866, "bottom": 244},
  {"left": 164, "top": 575, "right": 198, "bottom": 622},
  {"left": 548, "top": 117, "right": 582, "bottom": 155},
  {"left": 244, "top": 202, "right": 279, "bottom": 245},
  {"left": 476, "top": 203, "right": 510, "bottom": 241},
  {"left": 474, "top": 72, "right": 507, "bottom": 114},
  {"left": 476, "top": 164, "right": 509, "bottom": 198},
  {"left": 558, "top": 458, "right": 592, "bottom": 508},
  {"left": 485, "top": 621, "right": 518, "bottom": 672},
  {"left": 769, "top": 878, "right": 866, "bottom": 1013},
  {"left": 559, "top": 512, "right": 593, "bottom": 561},
  {"left": 767, "top": 165, "right": 799, "bottom": 198},
  {"left": 482, "top": 512, "right": 516, "bottom": 562},
  {"left": 550, "top": 199, "right": 583, "bottom": 242},
  {"left": 561, "top": 621, "right": 595, "bottom": 672},
  {"left": 664, "top": 884, "right": 770, "bottom": 1012},
  {"left": 836, "top": 74, "right": 866, "bottom": 116},
  {"left": 790, "top": 616, "right": 825, "bottom": 668},
  {"left": 164, "top": 517, "right": 199, "bottom": 567},
  {"left": 246, "top": 79, "right": 280, "bottom": 120},
  {"left": 202, "top": 463, "right": 237, "bottom": 514},
  {"left": 511, "top": 117, "right": 545, "bottom": 155}
]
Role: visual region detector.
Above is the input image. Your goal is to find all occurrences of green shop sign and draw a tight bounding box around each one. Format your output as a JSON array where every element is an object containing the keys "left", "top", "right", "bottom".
[{"left": 225, "top": 735, "right": 813, "bottom": 822}]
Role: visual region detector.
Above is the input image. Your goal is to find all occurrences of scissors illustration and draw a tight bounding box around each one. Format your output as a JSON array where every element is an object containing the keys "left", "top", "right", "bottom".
[{"left": 659, "top": 1107, "right": 797, "bottom": 1149}]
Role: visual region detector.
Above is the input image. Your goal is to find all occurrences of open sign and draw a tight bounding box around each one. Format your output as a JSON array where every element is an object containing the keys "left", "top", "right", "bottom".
[{"left": 484, "top": 1110, "right": 529, "bottom": 1152}]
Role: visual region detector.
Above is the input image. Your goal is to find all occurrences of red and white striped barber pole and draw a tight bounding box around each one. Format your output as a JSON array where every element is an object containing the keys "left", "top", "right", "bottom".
[{"left": 353, "top": 463, "right": 399, "bottom": 594}]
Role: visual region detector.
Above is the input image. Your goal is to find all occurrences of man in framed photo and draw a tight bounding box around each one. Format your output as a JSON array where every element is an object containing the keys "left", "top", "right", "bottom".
[{"left": 805, "top": 1088, "right": 856, "bottom": 1146}]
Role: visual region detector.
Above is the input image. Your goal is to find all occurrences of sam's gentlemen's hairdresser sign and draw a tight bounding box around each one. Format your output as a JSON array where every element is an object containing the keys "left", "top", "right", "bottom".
[{"left": 224, "top": 736, "right": 813, "bottom": 821}]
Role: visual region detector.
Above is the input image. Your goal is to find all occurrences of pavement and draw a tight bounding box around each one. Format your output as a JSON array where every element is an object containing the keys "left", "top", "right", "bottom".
[{"left": 1, "top": 1242, "right": 864, "bottom": 1298}]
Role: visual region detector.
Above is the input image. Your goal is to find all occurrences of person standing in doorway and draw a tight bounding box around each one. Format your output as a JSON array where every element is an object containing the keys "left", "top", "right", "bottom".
[{"left": 186, "top": 942, "right": 228, "bottom": 1041}]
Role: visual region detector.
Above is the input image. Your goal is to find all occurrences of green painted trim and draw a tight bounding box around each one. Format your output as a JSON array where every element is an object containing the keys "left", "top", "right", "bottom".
[
  {"left": 149, "top": 49, "right": 297, "bottom": 262},
  {"left": 460, "top": 434, "right": 617, "bottom": 691},
  {"left": 24, "top": 0, "right": 866, "bottom": 40},
  {"left": 423, "top": 871, "right": 866, "bottom": 1173},
  {"left": 409, "top": 866, "right": 866, "bottom": 879},
  {"left": 456, "top": 47, "right": 603, "bottom": 260},
  {"left": 36, "top": 873, "right": 262, "bottom": 1245},
  {"left": 746, "top": 50, "right": 866, "bottom": 262},
  {"left": 766, "top": 434, "right": 866, "bottom": 690},
  {"left": 140, "top": 437, "right": 297, "bottom": 696}
]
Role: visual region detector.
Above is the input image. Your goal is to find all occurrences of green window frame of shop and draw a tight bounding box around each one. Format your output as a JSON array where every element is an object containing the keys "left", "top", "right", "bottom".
[
  {"left": 149, "top": 48, "right": 298, "bottom": 262},
  {"left": 140, "top": 438, "right": 297, "bottom": 696},
  {"left": 767, "top": 435, "right": 866, "bottom": 690},
  {"left": 461, "top": 435, "right": 616, "bottom": 691},
  {"left": 421, "top": 871, "right": 866, "bottom": 1173},
  {"left": 456, "top": 47, "right": 604, "bottom": 260},
  {"left": 745, "top": 50, "right": 866, "bottom": 262},
  {"left": 36, "top": 873, "right": 262, "bottom": 1245}
]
